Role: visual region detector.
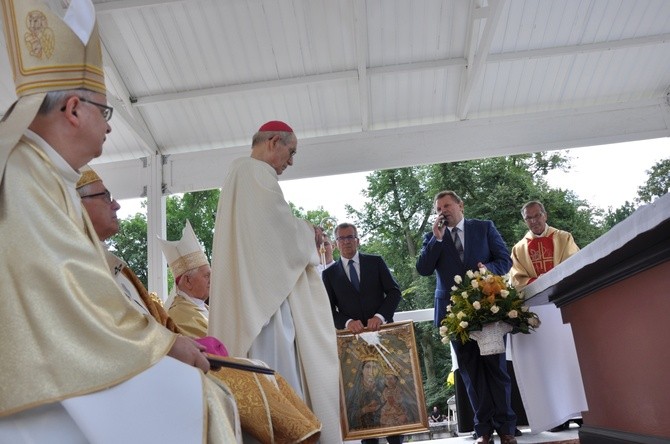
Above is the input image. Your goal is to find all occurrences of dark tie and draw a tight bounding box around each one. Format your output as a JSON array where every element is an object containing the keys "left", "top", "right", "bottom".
[
  {"left": 452, "top": 227, "right": 464, "bottom": 262},
  {"left": 348, "top": 259, "right": 360, "bottom": 291}
]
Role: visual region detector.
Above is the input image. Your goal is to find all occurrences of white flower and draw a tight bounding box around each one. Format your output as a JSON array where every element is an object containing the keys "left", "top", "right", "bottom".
[
  {"left": 521, "top": 306, "right": 529, "bottom": 312},
  {"left": 439, "top": 326, "right": 448, "bottom": 335},
  {"left": 490, "top": 305, "right": 500, "bottom": 314},
  {"left": 454, "top": 275, "right": 462, "bottom": 284},
  {"left": 461, "top": 291, "right": 468, "bottom": 298},
  {"left": 472, "top": 301, "right": 481, "bottom": 310},
  {"left": 441, "top": 336, "right": 450, "bottom": 344},
  {"left": 466, "top": 270, "right": 474, "bottom": 279},
  {"left": 508, "top": 310, "right": 518, "bottom": 319},
  {"left": 479, "top": 266, "right": 487, "bottom": 274},
  {"left": 457, "top": 311, "right": 466, "bottom": 319},
  {"left": 459, "top": 321, "right": 468, "bottom": 329},
  {"left": 519, "top": 292, "right": 525, "bottom": 299},
  {"left": 500, "top": 290, "right": 509, "bottom": 298},
  {"left": 471, "top": 280, "right": 479, "bottom": 288},
  {"left": 448, "top": 313, "right": 455, "bottom": 318},
  {"left": 446, "top": 304, "right": 452, "bottom": 312},
  {"left": 528, "top": 317, "right": 541, "bottom": 328},
  {"left": 451, "top": 285, "right": 458, "bottom": 291}
]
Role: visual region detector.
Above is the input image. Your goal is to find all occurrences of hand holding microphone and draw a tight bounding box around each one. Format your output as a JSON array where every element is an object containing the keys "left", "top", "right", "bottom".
[{"left": 433, "top": 214, "right": 447, "bottom": 240}]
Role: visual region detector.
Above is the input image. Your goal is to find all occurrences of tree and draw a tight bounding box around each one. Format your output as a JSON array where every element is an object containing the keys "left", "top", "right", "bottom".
[
  {"left": 166, "top": 190, "right": 220, "bottom": 260},
  {"left": 113, "top": 212, "right": 149, "bottom": 286},
  {"left": 111, "top": 190, "right": 220, "bottom": 287},
  {"left": 601, "top": 157, "right": 669, "bottom": 230},
  {"left": 636, "top": 158, "right": 669, "bottom": 204},
  {"left": 347, "top": 152, "right": 605, "bottom": 411}
]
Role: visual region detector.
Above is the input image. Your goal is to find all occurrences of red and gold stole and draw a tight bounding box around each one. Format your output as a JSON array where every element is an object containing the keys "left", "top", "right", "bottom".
[{"left": 527, "top": 232, "right": 555, "bottom": 279}]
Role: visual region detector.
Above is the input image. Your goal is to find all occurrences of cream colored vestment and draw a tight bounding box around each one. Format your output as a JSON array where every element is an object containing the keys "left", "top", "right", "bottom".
[
  {"left": 0, "top": 136, "right": 237, "bottom": 443},
  {"left": 209, "top": 157, "right": 342, "bottom": 443}
]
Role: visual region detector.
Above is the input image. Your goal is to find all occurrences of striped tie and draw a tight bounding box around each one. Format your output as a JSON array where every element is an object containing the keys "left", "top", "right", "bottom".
[{"left": 452, "top": 227, "right": 464, "bottom": 262}]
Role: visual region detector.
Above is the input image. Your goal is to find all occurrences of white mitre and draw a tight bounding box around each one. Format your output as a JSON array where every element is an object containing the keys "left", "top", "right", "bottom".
[{"left": 157, "top": 220, "right": 208, "bottom": 279}]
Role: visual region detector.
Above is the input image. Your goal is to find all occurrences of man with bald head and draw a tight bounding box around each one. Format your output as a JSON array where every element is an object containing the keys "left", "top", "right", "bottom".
[{"left": 209, "top": 121, "right": 342, "bottom": 443}]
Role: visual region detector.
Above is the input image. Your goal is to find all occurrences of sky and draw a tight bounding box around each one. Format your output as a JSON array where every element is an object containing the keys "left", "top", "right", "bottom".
[{"left": 117, "top": 137, "right": 668, "bottom": 221}]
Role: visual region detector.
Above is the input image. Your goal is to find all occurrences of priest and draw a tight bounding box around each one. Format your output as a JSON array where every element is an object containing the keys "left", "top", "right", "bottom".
[{"left": 208, "top": 121, "right": 342, "bottom": 443}]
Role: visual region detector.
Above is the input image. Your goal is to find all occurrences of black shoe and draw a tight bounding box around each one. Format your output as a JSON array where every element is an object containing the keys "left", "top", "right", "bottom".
[
  {"left": 549, "top": 421, "right": 568, "bottom": 432},
  {"left": 514, "top": 428, "right": 523, "bottom": 437}
]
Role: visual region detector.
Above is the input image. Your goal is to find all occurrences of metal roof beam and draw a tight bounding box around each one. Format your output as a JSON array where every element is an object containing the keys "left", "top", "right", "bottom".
[
  {"left": 456, "top": 0, "right": 506, "bottom": 120},
  {"left": 92, "top": 98, "right": 670, "bottom": 199},
  {"left": 354, "top": 0, "right": 370, "bottom": 131},
  {"left": 101, "top": 43, "right": 159, "bottom": 155},
  {"left": 489, "top": 33, "right": 670, "bottom": 63},
  {"left": 95, "top": 0, "right": 188, "bottom": 14}
]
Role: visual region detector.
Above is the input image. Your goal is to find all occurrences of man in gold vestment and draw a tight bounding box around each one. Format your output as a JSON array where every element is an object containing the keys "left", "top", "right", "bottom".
[
  {"left": 158, "top": 220, "right": 212, "bottom": 338},
  {"left": 510, "top": 201, "right": 580, "bottom": 290},
  {"left": 0, "top": 1, "right": 237, "bottom": 442},
  {"left": 509, "top": 201, "right": 587, "bottom": 433},
  {"left": 79, "top": 170, "right": 321, "bottom": 444}
]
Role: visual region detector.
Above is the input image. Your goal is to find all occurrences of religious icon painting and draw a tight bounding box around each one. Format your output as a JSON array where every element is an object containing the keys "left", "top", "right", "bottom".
[{"left": 336, "top": 321, "right": 429, "bottom": 440}]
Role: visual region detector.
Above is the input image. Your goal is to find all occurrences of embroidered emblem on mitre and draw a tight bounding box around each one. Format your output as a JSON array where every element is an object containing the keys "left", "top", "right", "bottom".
[
  {"left": 157, "top": 221, "right": 209, "bottom": 279},
  {"left": 76, "top": 165, "right": 102, "bottom": 189},
  {"left": 1, "top": 0, "right": 105, "bottom": 97}
]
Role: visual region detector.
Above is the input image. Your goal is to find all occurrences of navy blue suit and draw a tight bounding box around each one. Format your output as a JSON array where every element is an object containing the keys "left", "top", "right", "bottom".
[
  {"left": 416, "top": 218, "right": 516, "bottom": 437},
  {"left": 322, "top": 253, "right": 402, "bottom": 330}
]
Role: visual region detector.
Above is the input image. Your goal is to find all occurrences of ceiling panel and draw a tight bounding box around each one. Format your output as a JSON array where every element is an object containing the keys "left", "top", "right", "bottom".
[{"left": 0, "top": 0, "right": 668, "bottom": 194}]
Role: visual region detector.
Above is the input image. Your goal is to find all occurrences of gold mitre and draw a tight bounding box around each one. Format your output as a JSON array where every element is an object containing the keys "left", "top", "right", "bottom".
[
  {"left": 157, "top": 220, "right": 209, "bottom": 279},
  {"left": 76, "top": 165, "right": 101, "bottom": 189},
  {"left": 1, "top": 0, "right": 105, "bottom": 97},
  {"left": 0, "top": 0, "right": 106, "bottom": 183}
]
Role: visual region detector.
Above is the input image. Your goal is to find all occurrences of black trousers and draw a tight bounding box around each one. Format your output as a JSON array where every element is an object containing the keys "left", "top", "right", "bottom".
[{"left": 451, "top": 340, "right": 516, "bottom": 436}]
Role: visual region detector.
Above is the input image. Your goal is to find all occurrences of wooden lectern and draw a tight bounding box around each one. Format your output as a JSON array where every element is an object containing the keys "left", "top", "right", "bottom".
[{"left": 524, "top": 193, "right": 670, "bottom": 444}]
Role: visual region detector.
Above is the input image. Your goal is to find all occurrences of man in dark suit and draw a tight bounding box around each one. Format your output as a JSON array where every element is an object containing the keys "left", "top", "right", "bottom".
[
  {"left": 416, "top": 190, "right": 517, "bottom": 444},
  {"left": 322, "top": 223, "right": 403, "bottom": 444},
  {"left": 323, "top": 223, "right": 402, "bottom": 333}
]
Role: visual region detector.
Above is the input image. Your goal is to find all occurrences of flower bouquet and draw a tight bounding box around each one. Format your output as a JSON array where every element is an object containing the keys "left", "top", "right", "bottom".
[{"left": 439, "top": 269, "right": 540, "bottom": 354}]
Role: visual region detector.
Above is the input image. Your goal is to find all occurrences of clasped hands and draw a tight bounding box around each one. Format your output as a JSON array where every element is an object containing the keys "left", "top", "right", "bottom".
[{"left": 347, "top": 317, "right": 382, "bottom": 334}]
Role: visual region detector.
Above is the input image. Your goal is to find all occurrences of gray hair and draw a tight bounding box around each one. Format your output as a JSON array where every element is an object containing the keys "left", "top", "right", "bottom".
[
  {"left": 252, "top": 130, "right": 295, "bottom": 147},
  {"left": 520, "top": 200, "right": 546, "bottom": 217},
  {"left": 38, "top": 89, "right": 92, "bottom": 114},
  {"left": 334, "top": 222, "right": 358, "bottom": 238}
]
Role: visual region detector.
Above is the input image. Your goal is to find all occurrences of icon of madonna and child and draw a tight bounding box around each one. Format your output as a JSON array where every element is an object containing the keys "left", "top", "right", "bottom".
[{"left": 337, "top": 322, "right": 427, "bottom": 438}]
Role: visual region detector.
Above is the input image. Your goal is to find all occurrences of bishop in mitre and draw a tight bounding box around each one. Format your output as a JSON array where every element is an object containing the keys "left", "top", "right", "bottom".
[
  {"left": 0, "top": 1, "right": 237, "bottom": 441},
  {"left": 157, "top": 220, "right": 322, "bottom": 443}
]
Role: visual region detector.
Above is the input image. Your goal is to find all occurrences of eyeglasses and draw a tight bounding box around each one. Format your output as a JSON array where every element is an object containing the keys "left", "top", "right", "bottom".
[
  {"left": 60, "top": 97, "right": 114, "bottom": 121},
  {"left": 271, "top": 137, "right": 297, "bottom": 158},
  {"left": 523, "top": 213, "right": 545, "bottom": 222},
  {"left": 336, "top": 235, "right": 358, "bottom": 242},
  {"left": 81, "top": 189, "right": 114, "bottom": 204}
]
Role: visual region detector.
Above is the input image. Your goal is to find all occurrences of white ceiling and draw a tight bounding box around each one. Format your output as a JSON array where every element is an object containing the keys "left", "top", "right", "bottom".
[{"left": 2, "top": 0, "right": 670, "bottom": 201}]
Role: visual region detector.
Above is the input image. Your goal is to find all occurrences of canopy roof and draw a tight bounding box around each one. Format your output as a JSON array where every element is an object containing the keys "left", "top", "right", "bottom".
[
  {"left": 2, "top": 0, "right": 669, "bottom": 296},
  {"left": 1, "top": 0, "right": 669, "bottom": 201}
]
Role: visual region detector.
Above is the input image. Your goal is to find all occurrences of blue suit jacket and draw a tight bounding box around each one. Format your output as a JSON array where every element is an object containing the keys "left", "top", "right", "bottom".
[
  {"left": 415, "top": 218, "right": 512, "bottom": 326},
  {"left": 322, "top": 253, "right": 402, "bottom": 330}
]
